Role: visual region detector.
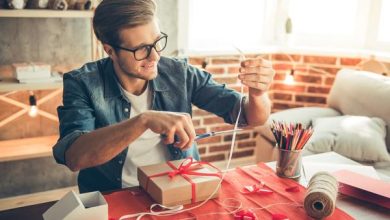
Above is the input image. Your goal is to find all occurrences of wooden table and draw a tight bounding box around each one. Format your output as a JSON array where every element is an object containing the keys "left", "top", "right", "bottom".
[
  {"left": 0, "top": 152, "right": 389, "bottom": 220},
  {"left": 0, "top": 201, "right": 55, "bottom": 220},
  {"left": 271, "top": 152, "right": 390, "bottom": 220}
]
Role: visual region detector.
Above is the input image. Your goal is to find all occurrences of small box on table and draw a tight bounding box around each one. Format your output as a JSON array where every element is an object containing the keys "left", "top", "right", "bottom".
[
  {"left": 42, "top": 190, "right": 108, "bottom": 220},
  {"left": 138, "top": 158, "right": 221, "bottom": 206}
]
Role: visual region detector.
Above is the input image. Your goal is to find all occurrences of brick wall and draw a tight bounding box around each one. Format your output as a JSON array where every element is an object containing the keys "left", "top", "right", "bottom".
[
  {"left": 269, "top": 54, "right": 361, "bottom": 112},
  {"left": 0, "top": 53, "right": 388, "bottom": 163},
  {"left": 188, "top": 54, "right": 388, "bottom": 162},
  {"left": 189, "top": 56, "right": 257, "bottom": 162}
]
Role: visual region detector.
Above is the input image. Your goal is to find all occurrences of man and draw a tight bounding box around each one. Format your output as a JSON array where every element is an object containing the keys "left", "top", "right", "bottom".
[{"left": 53, "top": 0, "right": 275, "bottom": 193}]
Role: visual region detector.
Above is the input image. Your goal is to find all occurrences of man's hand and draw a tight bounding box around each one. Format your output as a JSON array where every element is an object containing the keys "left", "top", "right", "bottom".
[
  {"left": 140, "top": 111, "right": 196, "bottom": 150},
  {"left": 238, "top": 57, "right": 275, "bottom": 97}
]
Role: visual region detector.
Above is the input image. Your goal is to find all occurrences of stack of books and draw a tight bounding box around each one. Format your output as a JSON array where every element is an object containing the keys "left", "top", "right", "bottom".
[{"left": 12, "top": 63, "right": 62, "bottom": 83}]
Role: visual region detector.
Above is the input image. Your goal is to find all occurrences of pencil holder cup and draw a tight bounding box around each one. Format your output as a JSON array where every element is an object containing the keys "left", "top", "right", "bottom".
[{"left": 276, "top": 149, "right": 302, "bottom": 179}]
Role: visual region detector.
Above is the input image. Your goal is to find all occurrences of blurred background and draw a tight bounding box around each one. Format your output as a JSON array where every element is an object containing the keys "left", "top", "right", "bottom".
[{"left": 0, "top": 0, "right": 389, "bottom": 210}]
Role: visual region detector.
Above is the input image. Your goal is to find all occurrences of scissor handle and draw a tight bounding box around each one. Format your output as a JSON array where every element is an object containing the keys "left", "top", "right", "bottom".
[{"left": 194, "top": 133, "right": 213, "bottom": 141}]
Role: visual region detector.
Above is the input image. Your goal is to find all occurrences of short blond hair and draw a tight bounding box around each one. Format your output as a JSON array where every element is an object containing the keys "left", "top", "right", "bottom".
[{"left": 93, "top": 0, "right": 157, "bottom": 46}]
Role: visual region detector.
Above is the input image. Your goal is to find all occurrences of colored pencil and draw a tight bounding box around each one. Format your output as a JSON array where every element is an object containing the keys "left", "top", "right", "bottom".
[{"left": 270, "top": 121, "right": 313, "bottom": 151}]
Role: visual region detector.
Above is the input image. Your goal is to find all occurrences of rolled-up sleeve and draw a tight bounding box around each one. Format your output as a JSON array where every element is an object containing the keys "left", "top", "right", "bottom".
[
  {"left": 53, "top": 73, "right": 95, "bottom": 165},
  {"left": 189, "top": 64, "right": 248, "bottom": 127}
]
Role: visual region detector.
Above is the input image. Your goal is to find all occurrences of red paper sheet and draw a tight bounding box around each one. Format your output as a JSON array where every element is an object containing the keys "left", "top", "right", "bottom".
[
  {"left": 104, "top": 163, "right": 353, "bottom": 220},
  {"left": 333, "top": 169, "right": 390, "bottom": 209}
]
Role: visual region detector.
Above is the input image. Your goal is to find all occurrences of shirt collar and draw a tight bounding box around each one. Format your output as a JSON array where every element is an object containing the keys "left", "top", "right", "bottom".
[
  {"left": 150, "top": 61, "right": 170, "bottom": 92},
  {"left": 102, "top": 58, "right": 123, "bottom": 99}
]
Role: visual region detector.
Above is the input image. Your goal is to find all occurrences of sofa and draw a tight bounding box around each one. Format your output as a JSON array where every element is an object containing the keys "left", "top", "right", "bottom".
[{"left": 254, "top": 69, "right": 390, "bottom": 178}]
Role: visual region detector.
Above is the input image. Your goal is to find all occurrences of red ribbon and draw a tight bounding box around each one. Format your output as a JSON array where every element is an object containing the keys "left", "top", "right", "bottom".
[
  {"left": 241, "top": 184, "right": 273, "bottom": 195},
  {"left": 145, "top": 157, "right": 221, "bottom": 203},
  {"left": 272, "top": 213, "right": 289, "bottom": 220},
  {"left": 234, "top": 210, "right": 256, "bottom": 220},
  {"left": 285, "top": 186, "right": 300, "bottom": 192}
]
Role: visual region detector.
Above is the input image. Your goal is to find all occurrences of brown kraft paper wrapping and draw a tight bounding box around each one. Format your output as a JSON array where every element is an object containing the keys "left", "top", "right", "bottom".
[{"left": 137, "top": 159, "right": 221, "bottom": 206}]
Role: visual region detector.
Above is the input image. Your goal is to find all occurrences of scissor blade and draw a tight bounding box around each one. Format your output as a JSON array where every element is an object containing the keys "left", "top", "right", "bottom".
[{"left": 212, "top": 129, "right": 243, "bottom": 136}]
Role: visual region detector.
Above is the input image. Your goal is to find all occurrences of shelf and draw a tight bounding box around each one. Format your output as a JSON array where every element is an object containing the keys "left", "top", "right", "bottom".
[
  {"left": 0, "top": 135, "right": 58, "bottom": 162},
  {"left": 0, "top": 79, "right": 62, "bottom": 92},
  {"left": 0, "top": 9, "right": 94, "bottom": 18}
]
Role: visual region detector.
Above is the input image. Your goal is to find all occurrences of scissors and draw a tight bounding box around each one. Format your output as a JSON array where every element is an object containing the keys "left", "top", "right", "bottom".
[
  {"left": 161, "top": 129, "right": 244, "bottom": 142},
  {"left": 163, "top": 46, "right": 246, "bottom": 143},
  {"left": 195, "top": 129, "right": 244, "bottom": 141}
]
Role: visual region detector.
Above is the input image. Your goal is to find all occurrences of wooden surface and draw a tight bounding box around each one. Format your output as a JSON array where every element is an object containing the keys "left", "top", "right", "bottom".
[
  {"left": 0, "top": 135, "right": 58, "bottom": 162},
  {"left": 0, "top": 90, "right": 61, "bottom": 140},
  {"left": 0, "top": 186, "right": 78, "bottom": 212},
  {"left": 0, "top": 153, "right": 389, "bottom": 220},
  {"left": 0, "top": 201, "right": 55, "bottom": 220},
  {"left": 0, "top": 187, "right": 133, "bottom": 220},
  {"left": 267, "top": 152, "right": 390, "bottom": 220},
  {"left": 0, "top": 9, "right": 93, "bottom": 18},
  {"left": 0, "top": 80, "right": 62, "bottom": 92}
]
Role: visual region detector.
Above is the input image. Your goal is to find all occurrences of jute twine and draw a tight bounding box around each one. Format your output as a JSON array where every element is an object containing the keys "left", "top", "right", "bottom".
[{"left": 304, "top": 171, "right": 338, "bottom": 219}]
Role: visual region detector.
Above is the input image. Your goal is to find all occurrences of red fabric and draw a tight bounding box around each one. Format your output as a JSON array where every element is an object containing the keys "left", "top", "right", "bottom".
[
  {"left": 104, "top": 163, "right": 353, "bottom": 220},
  {"left": 145, "top": 158, "right": 221, "bottom": 204}
]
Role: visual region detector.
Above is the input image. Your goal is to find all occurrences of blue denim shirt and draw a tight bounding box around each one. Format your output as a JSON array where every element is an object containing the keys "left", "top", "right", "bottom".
[{"left": 53, "top": 57, "right": 247, "bottom": 193}]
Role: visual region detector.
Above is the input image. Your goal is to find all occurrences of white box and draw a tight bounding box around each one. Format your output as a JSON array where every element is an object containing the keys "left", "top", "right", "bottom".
[{"left": 43, "top": 190, "right": 108, "bottom": 220}]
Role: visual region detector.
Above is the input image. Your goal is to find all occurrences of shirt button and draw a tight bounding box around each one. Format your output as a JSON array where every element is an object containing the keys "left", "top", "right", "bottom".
[
  {"left": 118, "top": 160, "right": 123, "bottom": 164},
  {"left": 124, "top": 108, "right": 129, "bottom": 112},
  {"left": 116, "top": 177, "right": 120, "bottom": 182}
]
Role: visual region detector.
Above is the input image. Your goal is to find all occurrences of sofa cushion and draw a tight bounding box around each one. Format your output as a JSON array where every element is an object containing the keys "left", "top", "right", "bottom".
[
  {"left": 327, "top": 69, "right": 390, "bottom": 151},
  {"left": 269, "top": 107, "right": 341, "bottom": 127},
  {"left": 306, "top": 115, "right": 390, "bottom": 162}
]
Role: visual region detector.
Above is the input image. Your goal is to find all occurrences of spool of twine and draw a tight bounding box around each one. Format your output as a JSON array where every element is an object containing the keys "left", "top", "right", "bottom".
[{"left": 304, "top": 172, "right": 338, "bottom": 219}]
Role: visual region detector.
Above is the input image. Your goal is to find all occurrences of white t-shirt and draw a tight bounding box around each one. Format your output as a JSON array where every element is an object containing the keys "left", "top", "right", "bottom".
[{"left": 121, "top": 84, "right": 170, "bottom": 187}]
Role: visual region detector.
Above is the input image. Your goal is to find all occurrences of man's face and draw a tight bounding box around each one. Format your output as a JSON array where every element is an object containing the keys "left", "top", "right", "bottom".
[{"left": 111, "top": 19, "right": 162, "bottom": 81}]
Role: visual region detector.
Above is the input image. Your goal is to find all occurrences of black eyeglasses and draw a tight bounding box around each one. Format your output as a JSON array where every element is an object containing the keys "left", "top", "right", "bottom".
[{"left": 111, "top": 32, "right": 168, "bottom": 61}]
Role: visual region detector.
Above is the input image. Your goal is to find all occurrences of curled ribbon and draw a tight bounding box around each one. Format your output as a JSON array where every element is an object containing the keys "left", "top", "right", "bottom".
[
  {"left": 146, "top": 157, "right": 222, "bottom": 204},
  {"left": 234, "top": 209, "right": 256, "bottom": 220},
  {"left": 118, "top": 204, "right": 184, "bottom": 220},
  {"left": 240, "top": 183, "right": 273, "bottom": 195},
  {"left": 272, "top": 213, "right": 289, "bottom": 220}
]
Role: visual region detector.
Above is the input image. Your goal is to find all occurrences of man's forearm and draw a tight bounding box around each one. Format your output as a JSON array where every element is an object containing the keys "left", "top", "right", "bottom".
[
  {"left": 244, "top": 93, "right": 271, "bottom": 126},
  {"left": 65, "top": 114, "right": 147, "bottom": 171}
]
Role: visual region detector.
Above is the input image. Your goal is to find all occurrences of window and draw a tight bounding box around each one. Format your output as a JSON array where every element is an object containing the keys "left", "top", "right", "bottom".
[
  {"left": 286, "top": 0, "right": 369, "bottom": 48},
  {"left": 182, "top": 0, "right": 269, "bottom": 54},
  {"left": 180, "top": 0, "right": 390, "bottom": 54},
  {"left": 290, "top": 0, "right": 357, "bottom": 35},
  {"left": 377, "top": 0, "right": 390, "bottom": 43}
]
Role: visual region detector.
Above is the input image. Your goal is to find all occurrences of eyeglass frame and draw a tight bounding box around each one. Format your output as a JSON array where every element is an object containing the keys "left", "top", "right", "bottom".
[{"left": 110, "top": 32, "right": 168, "bottom": 61}]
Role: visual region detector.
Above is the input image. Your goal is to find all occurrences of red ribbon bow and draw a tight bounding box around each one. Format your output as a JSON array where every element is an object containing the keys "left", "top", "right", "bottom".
[
  {"left": 167, "top": 158, "right": 204, "bottom": 178},
  {"left": 234, "top": 210, "right": 256, "bottom": 220},
  {"left": 146, "top": 157, "right": 222, "bottom": 203}
]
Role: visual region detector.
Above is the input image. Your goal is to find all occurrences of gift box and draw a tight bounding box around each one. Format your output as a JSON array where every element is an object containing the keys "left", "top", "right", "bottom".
[
  {"left": 137, "top": 158, "right": 221, "bottom": 206},
  {"left": 43, "top": 190, "right": 108, "bottom": 220}
]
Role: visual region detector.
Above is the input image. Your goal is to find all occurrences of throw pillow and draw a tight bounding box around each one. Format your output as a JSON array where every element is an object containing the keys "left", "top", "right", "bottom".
[{"left": 305, "top": 115, "right": 390, "bottom": 162}]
